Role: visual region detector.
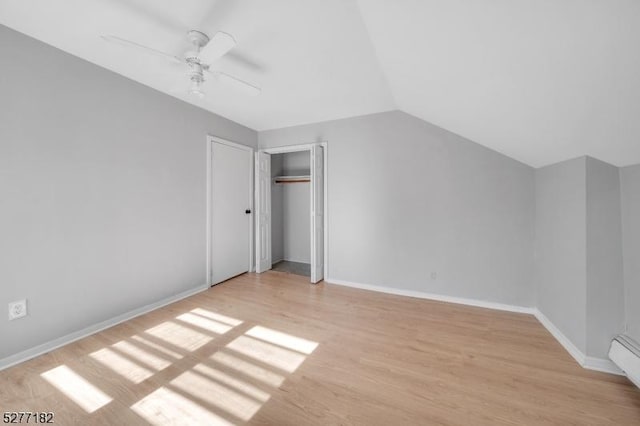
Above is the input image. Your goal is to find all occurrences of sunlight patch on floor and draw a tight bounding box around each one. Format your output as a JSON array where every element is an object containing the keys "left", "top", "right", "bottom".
[
  {"left": 246, "top": 325, "right": 319, "bottom": 354},
  {"left": 41, "top": 365, "right": 112, "bottom": 413},
  {"left": 112, "top": 340, "right": 172, "bottom": 371},
  {"left": 127, "top": 321, "right": 319, "bottom": 423},
  {"left": 145, "top": 321, "right": 212, "bottom": 351},
  {"left": 193, "top": 363, "right": 270, "bottom": 402},
  {"left": 176, "top": 312, "right": 233, "bottom": 335},
  {"left": 33, "top": 307, "right": 323, "bottom": 423},
  {"left": 130, "top": 335, "right": 183, "bottom": 360},
  {"left": 90, "top": 347, "right": 154, "bottom": 384},
  {"left": 210, "top": 351, "right": 285, "bottom": 387},
  {"left": 191, "top": 308, "right": 243, "bottom": 327},
  {"left": 132, "top": 387, "right": 233, "bottom": 426},
  {"left": 171, "top": 371, "right": 263, "bottom": 421},
  {"left": 226, "top": 335, "right": 307, "bottom": 373}
]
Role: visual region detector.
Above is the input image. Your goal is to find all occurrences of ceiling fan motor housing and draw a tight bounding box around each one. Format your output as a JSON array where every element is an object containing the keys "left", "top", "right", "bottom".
[
  {"left": 185, "top": 30, "right": 209, "bottom": 93},
  {"left": 185, "top": 30, "right": 211, "bottom": 77},
  {"left": 185, "top": 30, "right": 210, "bottom": 64},
  {"left": 187, "top": 30, "right": 210, "bottom": 49}
]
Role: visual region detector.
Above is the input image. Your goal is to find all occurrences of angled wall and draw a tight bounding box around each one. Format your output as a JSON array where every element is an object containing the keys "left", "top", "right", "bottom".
[
  {"left": 621, "top": 164, "right": 640, "bottom": 343},
  {"left": 534, "top": 157, "right": 626, "bottom": 363},
  {"left": 585, "top": 158, "right": 625, "bottom": 359},
  {"left": 534, "top": 158, "right": 588, "bottom": 353}
]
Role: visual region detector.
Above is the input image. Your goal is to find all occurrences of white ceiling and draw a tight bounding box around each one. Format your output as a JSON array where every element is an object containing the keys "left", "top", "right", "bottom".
[
  {"left": 1, "top": 1, "right": 640, "bottom": 167},
  {"left": 0, "top": 0, "right": 395, "bottom": 133},
  {"left": 357, "top": 0, "right": 640, "bottom": 167}
]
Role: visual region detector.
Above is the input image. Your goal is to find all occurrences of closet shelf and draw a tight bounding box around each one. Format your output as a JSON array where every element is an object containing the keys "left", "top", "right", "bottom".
[{"left": 273, "top": 175, "right": 311, "bottom": 184}]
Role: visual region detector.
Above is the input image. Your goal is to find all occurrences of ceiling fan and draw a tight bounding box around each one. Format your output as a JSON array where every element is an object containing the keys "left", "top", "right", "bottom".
[{"left": 101, "top": 30, "right": 261, "bottom": 98}]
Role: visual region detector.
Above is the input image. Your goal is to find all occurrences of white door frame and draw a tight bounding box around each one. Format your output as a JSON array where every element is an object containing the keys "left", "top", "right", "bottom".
[
  {"left": 260, "top": 142, "right": 328, "bottom": 280},
  {"left": 206, "top": 135, "right": 254, "bottom": 286}
]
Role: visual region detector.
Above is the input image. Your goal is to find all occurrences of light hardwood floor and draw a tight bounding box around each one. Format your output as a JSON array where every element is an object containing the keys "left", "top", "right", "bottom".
[{"left": 1, "top": 272, "right": 639, "bottom": 425}]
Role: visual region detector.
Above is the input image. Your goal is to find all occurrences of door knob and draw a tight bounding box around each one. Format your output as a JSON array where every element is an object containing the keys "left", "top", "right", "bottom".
[{"left": 245, "top": 209, "right": 251, "bottom": 214}]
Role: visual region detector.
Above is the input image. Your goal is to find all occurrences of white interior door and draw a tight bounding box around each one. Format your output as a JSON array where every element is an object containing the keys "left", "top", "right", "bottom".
[
  {"left": 310, "top": 145, "right": 324, "bottom": 283},
  {"left": 211, "top": 140, "right": 252, "bottom": 285},
  {"left": 255, "top": 151, "right": 272, "bottom": 273}
]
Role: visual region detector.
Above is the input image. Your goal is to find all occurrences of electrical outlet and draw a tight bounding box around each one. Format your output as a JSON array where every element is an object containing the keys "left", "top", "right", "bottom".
[
  {"left": 430, "top": 272, "right": 437, "bottom": 280},
  {"left": 8, "top": 299, "right": 27, "bottom": 321}
]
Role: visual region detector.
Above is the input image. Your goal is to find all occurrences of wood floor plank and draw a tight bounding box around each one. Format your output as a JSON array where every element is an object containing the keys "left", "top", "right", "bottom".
[{"left": 1, "top": 271, "right": 639, "bottom": 425}]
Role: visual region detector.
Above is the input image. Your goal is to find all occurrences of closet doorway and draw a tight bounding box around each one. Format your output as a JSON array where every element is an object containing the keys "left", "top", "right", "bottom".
[{"left": 255, "top": 143, "right": 326, "bottom": 283}]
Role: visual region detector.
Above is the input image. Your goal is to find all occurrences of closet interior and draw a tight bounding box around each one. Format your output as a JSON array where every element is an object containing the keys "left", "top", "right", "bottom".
[{"left": 271, "top": 151, "right": 311, "bottom": 277}]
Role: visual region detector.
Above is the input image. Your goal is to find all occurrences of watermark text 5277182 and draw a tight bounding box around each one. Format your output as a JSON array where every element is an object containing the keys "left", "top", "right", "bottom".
[{"left": 3, "top": 412, "right": 54, "bottom": 424}]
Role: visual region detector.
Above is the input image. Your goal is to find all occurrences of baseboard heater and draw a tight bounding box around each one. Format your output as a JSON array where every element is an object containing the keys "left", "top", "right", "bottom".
[{"left": 609, "top": 334, "right": 640, "bottom": 388}]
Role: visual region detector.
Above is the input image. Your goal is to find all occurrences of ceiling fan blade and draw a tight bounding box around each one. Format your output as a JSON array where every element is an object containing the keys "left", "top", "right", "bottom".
[
  {"left": 101, "top": 35, "right": 184, "bottom": 65},
  {"left": 208, "top": 70, "right": 261, "bottom": 96},
  {"left": 199, "top": 31, "right": 236, "bottom": 65}
]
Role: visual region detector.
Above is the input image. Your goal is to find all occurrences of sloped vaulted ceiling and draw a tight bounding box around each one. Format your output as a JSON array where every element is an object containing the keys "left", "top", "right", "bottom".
[
  {"left": 356, "top": 0, "right": 640, "bottom": 167},
  {"left": 1, "top": 0, "right": 639, "bottom": 167}
]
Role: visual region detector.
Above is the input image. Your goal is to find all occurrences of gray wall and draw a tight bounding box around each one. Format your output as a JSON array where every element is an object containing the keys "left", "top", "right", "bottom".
[
  {"left": 281, "top": 151, "right": 311, "bottom": 176},
  {"left": 281, "top": 152, "right": 311, "bottom": 263},
  {"left": 270, "top": 152, "right": 311, "bottom": 264},
  {"left": 3, "top": 23, "right": 635, "bottom": 368},
  {"left": 534, "top": 158, "right": 588, "bottom": 352},
  {"left": 585, "top": 158, "right": 625, "bottom": 358},
  {"left": 534, "top": 157, "right": 626, "bottom": 358},
  {"left": 260, "top": 111, "right": 536, "bottom": 307},
  {"left": 621, "top": 164, "right": 640, "bottom": 343},
  {"left": 0, "top": 25, "right": 257, "bottom": 361},
  {"left": 283, "top": 183, "right": 311, "bottom": 263}
]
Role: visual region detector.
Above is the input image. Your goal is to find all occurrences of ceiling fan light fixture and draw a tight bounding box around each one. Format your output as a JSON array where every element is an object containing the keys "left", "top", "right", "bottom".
[{"left": 189, "top": 77, "right": 205, "bottom": 98}]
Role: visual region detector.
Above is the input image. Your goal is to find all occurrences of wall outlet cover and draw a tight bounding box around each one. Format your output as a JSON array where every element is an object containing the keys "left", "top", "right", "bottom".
[{"left": 8, "top": 299, "right": 27, "bottom": 320}]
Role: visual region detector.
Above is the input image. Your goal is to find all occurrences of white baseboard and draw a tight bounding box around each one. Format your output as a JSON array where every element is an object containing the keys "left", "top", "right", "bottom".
[
  {"left": 0, "top": 284, "right": 210, "bottom": 372},
  {"left": 324, "top": 277, "right": 623, "bottom": 376},
  {"left": 583, "top": 356, "right": 623, "bottom": 375},
  {"left": 532, "top": 309, "right": 586, "bottom": 365},
  {"left": 532, "top": 309, "right": 623, "bottom": 375},
  {"left": 324, "top": 277, "right": 535, "bottom": 315},
  {"left": 283, "top": 257, "right": 310, "bottom": 264},
  {"left": 2, "top": 276, "right": 625, "bottom": 378}
]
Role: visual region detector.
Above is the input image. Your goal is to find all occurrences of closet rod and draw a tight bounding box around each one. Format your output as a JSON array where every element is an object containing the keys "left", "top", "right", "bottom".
[
  {"left": 274, "top": 175, "right": 310, "bottom": 184},
  {"left": 274, "top": 179, "right": 310, "bottom": 184}
]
